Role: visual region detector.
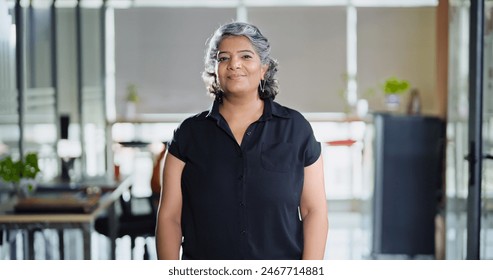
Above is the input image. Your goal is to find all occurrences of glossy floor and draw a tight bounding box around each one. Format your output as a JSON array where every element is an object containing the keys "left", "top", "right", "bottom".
[{"left": 0, "top": 205, "right": 371, "bottom": 260}]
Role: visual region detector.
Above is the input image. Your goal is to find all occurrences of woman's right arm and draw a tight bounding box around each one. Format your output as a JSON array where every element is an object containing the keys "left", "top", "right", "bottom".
[{"left": 155, "top": 151, "right": 185, "bottom": 260}]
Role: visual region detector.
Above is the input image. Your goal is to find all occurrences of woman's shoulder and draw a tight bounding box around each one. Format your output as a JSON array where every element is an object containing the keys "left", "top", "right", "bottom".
[
  {"left": 179, "top": 110, "right": 210, "bottom": 125},
  {"left": 272, "top": 101, "right": 309, "bottom": 123},
  {"left": 172, "top": 110, "right": 210, "bottom": 136}
]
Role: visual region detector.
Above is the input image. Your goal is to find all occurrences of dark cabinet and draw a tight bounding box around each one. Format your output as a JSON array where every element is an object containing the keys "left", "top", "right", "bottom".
[{"left": 371, "top": 114, "right": 445, "bottom": 258}]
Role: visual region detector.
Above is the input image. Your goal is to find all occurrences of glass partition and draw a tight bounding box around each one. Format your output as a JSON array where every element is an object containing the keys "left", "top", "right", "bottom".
[
  {"left": 481, "top": 0, "right": 493, "bottom": 260},
  {"left": 23, "top": 0, "right": 58, "bottom": 181},
  {"left": 0, "top": 1, "right": 19, "bottom": 161},
  {"left": 446, "top": 0, "right": 493, "bottom": 259},
  {"left": 0, "top": 0, "right": 58, "bottom": 181},
  {"left": 79, "top": 1, "right": 106, "bottom": 178},
  {"left": 446, "top": 0, "right": 470, "bottom": 260},
  {"left": 1, "top": 0, "right": 109, "bottom": 183}
]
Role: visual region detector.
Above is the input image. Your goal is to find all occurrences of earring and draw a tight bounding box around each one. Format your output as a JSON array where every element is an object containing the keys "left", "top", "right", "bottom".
[
  {"left": 215, "top": 91, "right": 223, "bottom": 103},
  {"left": 259, "top": 79, "right": 266, "bottom": 93}
]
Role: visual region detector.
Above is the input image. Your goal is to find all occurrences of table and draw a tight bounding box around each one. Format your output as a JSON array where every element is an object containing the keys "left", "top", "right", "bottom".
[{"left": 0, "top": 176, "right": 132, "bottom": 260}]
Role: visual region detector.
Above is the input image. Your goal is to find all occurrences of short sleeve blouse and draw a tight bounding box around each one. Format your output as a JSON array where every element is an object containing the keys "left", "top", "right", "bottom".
[{"left": 168, "top": 98, "right": 321, "bottom": 260}]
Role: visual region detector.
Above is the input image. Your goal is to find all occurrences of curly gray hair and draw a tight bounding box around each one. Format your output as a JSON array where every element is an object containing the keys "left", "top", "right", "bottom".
[{"left": 202, "top": 22, "right": 279, "bottom": 101}]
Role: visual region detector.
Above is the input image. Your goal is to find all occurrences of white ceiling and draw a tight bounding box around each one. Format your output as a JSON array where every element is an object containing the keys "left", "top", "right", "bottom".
[
  {"left": 108, "top": 0, "right": 438, "bottom": 8},
  {"left": 10, "top": 0, "right": 439, "bottom": 9}
]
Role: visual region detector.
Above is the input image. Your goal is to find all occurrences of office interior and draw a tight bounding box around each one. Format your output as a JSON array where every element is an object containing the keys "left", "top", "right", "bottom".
[{"left": 0, "top": 0, "right": 492, "bottom": 260}]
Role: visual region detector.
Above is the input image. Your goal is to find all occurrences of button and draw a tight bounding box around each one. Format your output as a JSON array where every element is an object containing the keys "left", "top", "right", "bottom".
[
  {"left": 246, "top": 131, "right": 252, "bottom": 136},
  {"left": 240, "top": 202, "right": 245, "bottom": 207},
  {"left": 241, "top": 230, "right": 246, "bottom": 235}
]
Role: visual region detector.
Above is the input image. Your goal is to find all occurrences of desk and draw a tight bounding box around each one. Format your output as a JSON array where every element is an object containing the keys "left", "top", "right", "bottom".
[{"left": 0, "top": 176, "right": 132, "bottom": 259}]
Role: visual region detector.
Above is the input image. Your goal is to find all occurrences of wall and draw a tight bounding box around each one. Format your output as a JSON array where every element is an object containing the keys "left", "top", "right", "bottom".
[
  {"left": 358, "top": 7, "right": 437, "bottom": 115},
  {"left": 114, "top": 6, "right": 438, "bottom": 116},
  {"left": 248, "top": 6, "right": 347, "bottom": 113},
  {"left": 114, "top": 8, "right": 235, "bottom": 116}
]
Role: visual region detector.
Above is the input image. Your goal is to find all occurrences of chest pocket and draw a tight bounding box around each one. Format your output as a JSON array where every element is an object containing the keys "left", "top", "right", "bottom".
[{"left": 261, "top": 142, "right": 295, "bottom": 172}]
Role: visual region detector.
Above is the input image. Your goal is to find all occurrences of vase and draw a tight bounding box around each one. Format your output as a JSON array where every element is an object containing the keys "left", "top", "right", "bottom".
[
  {"left": 125, "top": 102, "right": 137, "bottom": 119},
  {"left": 15, "top": 178, "right": 37, "bottom": 199},
  {"left": 385, "top": 94, "right": 401, "bottom": 112}
]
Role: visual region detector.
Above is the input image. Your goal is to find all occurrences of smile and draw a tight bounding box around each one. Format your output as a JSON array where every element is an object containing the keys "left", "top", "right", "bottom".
[{"left": 227, "top": 74, "right": 246, "bottom": 79}]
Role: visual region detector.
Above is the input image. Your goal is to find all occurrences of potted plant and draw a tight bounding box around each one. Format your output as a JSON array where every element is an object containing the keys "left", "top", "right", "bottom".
[
  {"left": 0, "top": 152, "right": 41, "bottom": 198},
  {"left": 382, "top": 77, "right": 410, "bottom": 111}
]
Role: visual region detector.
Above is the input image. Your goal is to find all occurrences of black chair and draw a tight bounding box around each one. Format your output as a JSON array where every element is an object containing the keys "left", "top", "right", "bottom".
[{"left": 95, "top": 187, "right": 159, "bottom": 259}]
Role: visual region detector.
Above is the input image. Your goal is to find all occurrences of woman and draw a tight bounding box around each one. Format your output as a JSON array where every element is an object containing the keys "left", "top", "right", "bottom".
[{"left": 156, "top": 22, "right": 328, "bottom": 260}]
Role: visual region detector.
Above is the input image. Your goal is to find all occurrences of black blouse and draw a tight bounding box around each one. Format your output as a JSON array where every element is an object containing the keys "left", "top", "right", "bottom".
[{"left": 168, "top": 98, "right": 321, "bottom": 260}]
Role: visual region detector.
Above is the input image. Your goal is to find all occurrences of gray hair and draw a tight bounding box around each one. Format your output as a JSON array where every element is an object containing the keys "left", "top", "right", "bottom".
[{"left": 202, "top": 22, "right": 279, "bottom": 101}]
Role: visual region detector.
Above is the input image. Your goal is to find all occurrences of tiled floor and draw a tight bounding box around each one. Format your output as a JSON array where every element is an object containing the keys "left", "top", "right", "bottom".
[
  {"left": 0, "top": 205, "right": 371, "bottom": 260},
  {"left": 111, "top": 207, "right": 373, "bottom": 260},
  {"left": 325, "top": 211, "right": 371, "bottom": 260}
]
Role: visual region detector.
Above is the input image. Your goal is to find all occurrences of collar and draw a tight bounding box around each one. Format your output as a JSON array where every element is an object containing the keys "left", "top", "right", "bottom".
[
  {"left": 260, "top": 97, "right": 291, "bottom": 121},
  {"left": 206, "top": 98, "right": 222, "bottom": 122},
  {"left": 206, "top": 97, "right": 291, "bottom": 122}
]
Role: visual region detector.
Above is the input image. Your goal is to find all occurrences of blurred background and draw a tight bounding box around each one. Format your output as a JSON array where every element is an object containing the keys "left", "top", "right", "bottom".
[{"left": 0, "top": 0, "right": 492, "bottom": 260}]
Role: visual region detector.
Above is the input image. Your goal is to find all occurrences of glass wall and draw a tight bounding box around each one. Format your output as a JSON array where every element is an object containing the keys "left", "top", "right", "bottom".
[
  {"left": 80, "top": 3, "right": 106, "bottom": 178},
  {"left": 0, "top": 0, "right": 19, "bottom": 161},
  {"left": 0, "top": 0, "right": 108, "bottom": 184},
  {"left": 481, "top": 0, "right": 493, "bottom": 260},
  {"left": 446, "top": 0, "right": 493, "bottom": 259},
  {"left": 446, "top": 0, "right": 470, "bottom": 259},
  {"left": 23, "top": 2, "right": 58, "bottom": 181}
]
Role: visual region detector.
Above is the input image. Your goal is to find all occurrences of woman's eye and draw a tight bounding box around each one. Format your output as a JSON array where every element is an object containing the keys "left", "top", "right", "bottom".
[
  {"left": 217, "top": 57, "right": 229, "bottom": 62},
  {"left": 242, "top": 55, "right": 252, "bottom": 59}
]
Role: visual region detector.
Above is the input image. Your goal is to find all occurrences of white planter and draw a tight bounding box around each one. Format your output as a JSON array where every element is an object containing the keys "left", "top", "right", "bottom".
[
  {"left": 385, "top": 94, "right": 401, "bottom": 112},
  {"left": 125, "top": 102, "right": 137, "bottom": 119}
]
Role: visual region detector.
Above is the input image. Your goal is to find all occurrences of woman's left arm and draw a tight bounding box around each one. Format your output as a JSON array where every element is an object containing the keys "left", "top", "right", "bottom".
[{"left": 300, "top": 155, "right": 328, "bottom": 260}]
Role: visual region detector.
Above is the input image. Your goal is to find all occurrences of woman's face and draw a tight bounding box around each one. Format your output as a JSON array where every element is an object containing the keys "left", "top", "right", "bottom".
[{"left": 215, "top": 36, "right": 267, "bottom": 97}]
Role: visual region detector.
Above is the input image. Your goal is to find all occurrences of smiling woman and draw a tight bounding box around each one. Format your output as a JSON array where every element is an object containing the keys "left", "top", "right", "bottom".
[{"left": 155, "top": 22, "right": 328, "bottom": 260}]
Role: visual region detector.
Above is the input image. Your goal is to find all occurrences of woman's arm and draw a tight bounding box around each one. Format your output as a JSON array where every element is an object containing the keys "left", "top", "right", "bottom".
[
  {"left": 300, "top": 155, "right": 328, "bottom": 260},
  {"left": 155, "top": 151, "right": 185, "bottom": 260}
]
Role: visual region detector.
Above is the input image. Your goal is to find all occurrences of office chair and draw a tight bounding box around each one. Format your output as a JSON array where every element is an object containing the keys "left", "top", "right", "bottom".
[
  {"left": 95, "top": 142, "right": 165, "bottom": 259},
  {"left": 95, "top": 186, "right": 158, "bottom": 259}
]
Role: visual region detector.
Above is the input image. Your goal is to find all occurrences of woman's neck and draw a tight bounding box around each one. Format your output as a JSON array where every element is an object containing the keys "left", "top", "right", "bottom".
[
  {"left": 219, "top": 94, "right": 264, "bottom": 119},
  {"left": 219, "top": 93, "right": 265, "bottom": 146}
]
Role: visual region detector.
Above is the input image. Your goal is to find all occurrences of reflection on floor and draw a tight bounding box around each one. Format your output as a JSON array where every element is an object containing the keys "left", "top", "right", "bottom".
[
  {"left": 0, "top": 205, "right": 373, "bottom": 260},
  {"left": 111, "top": 207, "right": 373, "bottom": 260},
  {"left": 325, "top": 211, "right": 371, "bottom": 260}
]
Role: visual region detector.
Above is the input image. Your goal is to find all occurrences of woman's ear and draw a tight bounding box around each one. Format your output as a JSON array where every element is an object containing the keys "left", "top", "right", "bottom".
[{"left": 261, "top": 64, "right": 268, "bottom": 79}]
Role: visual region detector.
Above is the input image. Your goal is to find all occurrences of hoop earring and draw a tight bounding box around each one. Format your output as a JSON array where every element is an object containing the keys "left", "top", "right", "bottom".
[
  {"left": 215, "top": 91, "right": 223, "bottom": 103},
  {"left": 259, "top": 79, "right": 266, "bottom": 93}
]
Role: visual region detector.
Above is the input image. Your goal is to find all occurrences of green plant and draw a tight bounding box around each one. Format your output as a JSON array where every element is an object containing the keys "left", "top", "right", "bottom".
[
  {"left": 0, "top": 152, "right": 40, "bottom": 191},
  {"left": 382, "top": 77, "right": 410, "bottom": 95},
  {"left": 126, "top": 84, "right": 139, "bottom": 103}
]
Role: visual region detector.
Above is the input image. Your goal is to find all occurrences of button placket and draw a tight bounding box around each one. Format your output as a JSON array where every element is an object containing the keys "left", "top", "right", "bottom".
[{"left": 238, "top": 149, "right": 247, "bottom": 245}]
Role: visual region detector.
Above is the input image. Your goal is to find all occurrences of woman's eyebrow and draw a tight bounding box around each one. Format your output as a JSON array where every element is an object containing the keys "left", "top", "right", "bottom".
[
  {"left": 217, "top": 50, "right": 254, "bottom": 55},
  {"left": 238, "top": 50, "right": 254, "bottom": 54}
]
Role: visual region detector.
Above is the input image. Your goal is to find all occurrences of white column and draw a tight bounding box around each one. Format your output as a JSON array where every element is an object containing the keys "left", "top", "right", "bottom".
[{"left": 346, "top": 2, "right": 358, "bottom": 108}]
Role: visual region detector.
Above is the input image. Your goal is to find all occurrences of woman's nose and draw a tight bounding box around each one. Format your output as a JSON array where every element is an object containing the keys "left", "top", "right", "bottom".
[{"left": 228, "top": 57, "right": 241, "bottom": 70}]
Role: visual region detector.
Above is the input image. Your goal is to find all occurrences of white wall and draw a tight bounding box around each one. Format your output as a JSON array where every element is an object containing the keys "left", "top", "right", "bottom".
[
  {"left": 113, "top": 6, "right": 438, "bottom": 116},
  {"left": 358, "top": 7, "right": 437, "bottom": 115},
  {"left": 248, "top": 6, "right": 347, "bottom": 113},
  {"left": 114, "top": 8, "right": 236, "bottom": 116}
]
